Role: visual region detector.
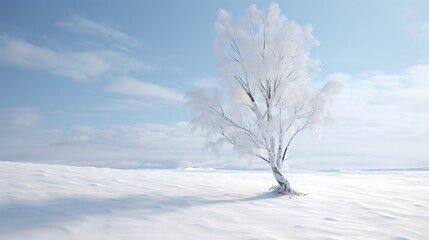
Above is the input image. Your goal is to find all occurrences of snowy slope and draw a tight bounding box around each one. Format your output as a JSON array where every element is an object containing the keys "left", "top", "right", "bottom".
[{"left": 0, "top": 161, "right": 428, "bottom": 240}]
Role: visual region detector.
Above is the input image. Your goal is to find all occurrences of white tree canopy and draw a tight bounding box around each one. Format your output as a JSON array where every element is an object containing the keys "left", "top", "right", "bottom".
[{"left": 187, "top": 3, "right": 339, "bottom": 191}]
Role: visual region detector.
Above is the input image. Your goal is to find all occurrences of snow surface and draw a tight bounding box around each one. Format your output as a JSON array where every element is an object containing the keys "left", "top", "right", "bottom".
[{"left": 1, "top": 161, "right": 428, "bottom": 240}]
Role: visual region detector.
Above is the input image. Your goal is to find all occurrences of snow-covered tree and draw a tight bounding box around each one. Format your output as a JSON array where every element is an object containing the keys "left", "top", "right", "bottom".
[{"left": 187, "top": 3, "right": 339, "bottom": 194}]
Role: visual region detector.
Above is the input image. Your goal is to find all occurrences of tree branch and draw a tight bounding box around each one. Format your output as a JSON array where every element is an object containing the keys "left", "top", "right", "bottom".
[{"left": 209, "top": 105, "right": 268, "bottom": 151}]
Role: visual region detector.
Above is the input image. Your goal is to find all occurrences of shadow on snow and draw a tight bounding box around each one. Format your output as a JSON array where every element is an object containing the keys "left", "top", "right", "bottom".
[{"left": 0, "top": 191, "right": 280, "bottom": 233}]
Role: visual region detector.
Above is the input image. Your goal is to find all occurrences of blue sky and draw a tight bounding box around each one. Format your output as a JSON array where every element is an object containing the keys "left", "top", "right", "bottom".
[{"left": 1, "top": 0, "right": 428, "bottom": 169}]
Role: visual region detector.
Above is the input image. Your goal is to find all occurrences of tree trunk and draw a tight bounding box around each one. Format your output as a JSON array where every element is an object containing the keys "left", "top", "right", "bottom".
[{"left": 270, "top": 162, "right": 292, "bottom": 193}]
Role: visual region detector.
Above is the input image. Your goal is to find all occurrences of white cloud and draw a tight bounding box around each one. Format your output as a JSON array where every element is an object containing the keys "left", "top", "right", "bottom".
[
  {"left": 191, "top": 76, "right": 220, "bottom": 89},
  {"left": 410, "top": 21, "right": 429, "bottom": 39},
  {"left": 0, "top": 36, "right": 152, "bottom": 83},
  {"left": 0, "top": 108, "right": 41, "bottom": 128},
  {"left": 421, "top": 22, "right": 429, "bottom": 38},
  {"left": 105, "top": 77, "right": 185, "bottom": 102},
  {"left": 59, "top": 15, "right": 138, "bottom": 46},
  {"left": 288, "top": 62, "right": 429, "bottom": 169},
  {"left": 0, "top": 121, "right": 239, "bottom": 169},
  {"left": 100, "top": 99, "right": 152, "bottom": 111}
]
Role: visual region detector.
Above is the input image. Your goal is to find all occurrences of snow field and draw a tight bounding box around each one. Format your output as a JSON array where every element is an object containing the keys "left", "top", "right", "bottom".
[{"left": 0, "top": 161, "right": 428, "bottom": 240}]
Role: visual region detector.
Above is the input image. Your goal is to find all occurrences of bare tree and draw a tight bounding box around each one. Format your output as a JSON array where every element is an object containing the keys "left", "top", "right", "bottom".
[{"left": 187, "top": 3, "right": 339, "bottom": 194}]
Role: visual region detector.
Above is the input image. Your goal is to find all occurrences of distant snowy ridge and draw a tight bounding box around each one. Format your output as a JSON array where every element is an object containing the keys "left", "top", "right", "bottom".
[{"left": 176, "top": 167, "right": 216, "bottom": 171}]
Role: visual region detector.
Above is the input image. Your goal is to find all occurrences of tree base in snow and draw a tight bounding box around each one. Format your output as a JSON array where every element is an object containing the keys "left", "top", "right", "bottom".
[{"left": 269, "top": 185, "right": 308, "bottom": 197}]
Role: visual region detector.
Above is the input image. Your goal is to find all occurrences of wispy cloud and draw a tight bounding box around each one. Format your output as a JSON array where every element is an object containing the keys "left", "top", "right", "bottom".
[
  {"left": 0, "top": 108, "right": 41, "bottom": 128},
  {"left": 0, "top": 121, "right": 238, "bottom": 169},
  {"left": 0, "top": 36, "right": 152, "bottom": 83},
  {"left": 421, "top": 22, "right": 429, "bottom": 38},
  {"left": 100, "top": 99, "right": 152, "bottom": 111},
  {"left": 410, "top": 21, "right": 429, "bottom": 39},
  {"left": 105, "top": 77, "right": 185, "bottom": 102},
  {"left": 59, "top": 15, "right": 138, "bottom": 46},
  {"left": 289, "top": 62, "right": 429, "bottom": 169},
  {"left": 191, "top": 76, "right": 220, "bottom": 89}
]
